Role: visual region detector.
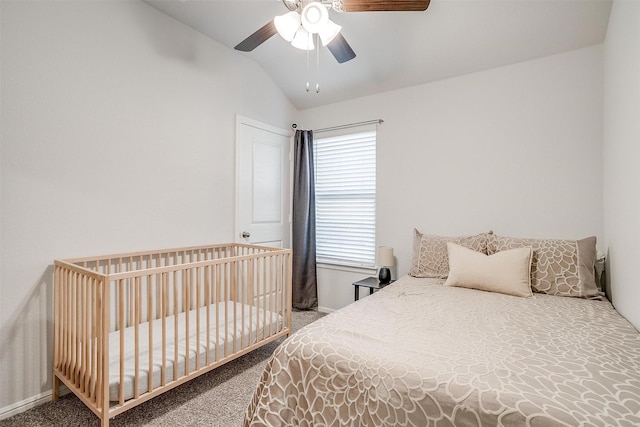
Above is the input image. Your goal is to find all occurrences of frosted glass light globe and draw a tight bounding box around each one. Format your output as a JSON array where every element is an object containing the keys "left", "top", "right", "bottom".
[{"left": 301, "top": 2, "right": 329, "bottom": 34}]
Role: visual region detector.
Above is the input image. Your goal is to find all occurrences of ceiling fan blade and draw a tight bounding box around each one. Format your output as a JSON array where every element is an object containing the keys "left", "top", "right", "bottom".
[
  {"left": 337, "top": 0, "right": 430, "bottom": 12},
  {"left": 235, "top": 21, "right": 277, "bottom": 52},
  {"left": 327, "top": 33, "right": 356, "bottom": 63}
]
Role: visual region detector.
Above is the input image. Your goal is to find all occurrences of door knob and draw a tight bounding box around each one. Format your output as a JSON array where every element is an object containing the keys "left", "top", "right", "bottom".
[{"left": 241, "top": 231, "right": 251, "bottom": 238}]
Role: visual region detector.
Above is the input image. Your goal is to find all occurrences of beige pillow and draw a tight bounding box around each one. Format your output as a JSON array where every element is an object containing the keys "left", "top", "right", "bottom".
[
  {"left": 487, "top": 234, "right": 598, "bottom": 298},
  {"left": 409, "top": 229, "right": 490, "bottom": 279},
  {"left": 444, "top": 242, "right": 533, "bottom": 298}
]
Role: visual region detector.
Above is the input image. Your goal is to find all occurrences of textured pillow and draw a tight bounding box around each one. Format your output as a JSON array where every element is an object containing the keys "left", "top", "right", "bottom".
[
  {"left": 409, "top": 229, "right": 490, "bottom": 279},
  {"left": 487, "top": 234, "right": 598, "bottom": 298},
  {"left": 444, "top": 243, "right": 533, "bottom": 297}
]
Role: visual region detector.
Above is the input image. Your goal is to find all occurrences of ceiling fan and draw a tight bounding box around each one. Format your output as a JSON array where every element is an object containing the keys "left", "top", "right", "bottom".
[{"left": 235, "top": 0, "right": 431, "bottom": 64}]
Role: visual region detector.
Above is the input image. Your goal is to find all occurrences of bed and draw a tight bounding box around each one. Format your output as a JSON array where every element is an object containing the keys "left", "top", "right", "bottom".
[
  {"left": 53, "top": 243, "right": 291, "bottom": 427},
  {"left": 245, "top": 231, "right": 640, "bottom": 426}
]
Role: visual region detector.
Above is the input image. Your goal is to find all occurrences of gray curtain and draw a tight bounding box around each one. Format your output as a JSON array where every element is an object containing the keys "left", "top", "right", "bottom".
[{"left": 292, "top": 129, "right": 318, "bottom": 310}]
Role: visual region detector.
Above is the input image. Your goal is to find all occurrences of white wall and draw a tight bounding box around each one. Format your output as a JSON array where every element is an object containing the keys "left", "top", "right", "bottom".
[
  {"left": 3, "top": 0, "right": 632, "bottom": 416},
  {"left": 603, "top": 0, "right": 640, "bottom": 331},
  {"left": 0, "top": 0, "right": 296, "bottom": 414},
  {"left": 300, "top": 45, "right": 604, "bottom": 312}
]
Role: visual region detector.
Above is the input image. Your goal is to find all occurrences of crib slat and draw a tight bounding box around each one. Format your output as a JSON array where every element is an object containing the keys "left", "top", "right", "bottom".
[
  {"left": 173, "top": 270, "right": 179, "bottom": 381},
  {"left": 71, "top": 270, "right": 77, "bottom": 377},
  {"left": 76, "top": 271, "right": 83, "bottom": 385},
  {"left": 278, "top": 255, "right": 283, "bottom": 334},
  {"left": 279, "top": 254, "right": 283, "bottom": 334},
  {"left": 195, "top": 266, "right": 201, "bottom": 370},
  {"left": 90, "top": 277, "right": 97, "bottom": 401},
  {"left": 205, "top": 265, "right": 211, "bottom": 366},
  {"left": 119, "top": 278, "right": 125, "bottom": 406},
  {"left": 65, "top": 270, "right": 71, "bottom": 376},
  {"left": 262, "top": 257, "right": 268, "bottom": 340},
  {"left": 156, "top": 255, "right": 162, "bottom": 320},
  {"left": 134, "top": 277, "right": 140, "bottom": 400},
  {"left": 96, "top": 279, "right": 103, "bottom": 409},
  {"left": 273, "top": 256, "right": 284, "bottom": 333},
  {"left": 269, "top": 256, "right": 278, "bottom": 336},
  {"left": 224, "top": 262, "right": 229, "bottom": 358},
  {"left": 276, "top": 254, "right": 281, "bottom": 334},
  {"left": 236, "top": 261, "right": 240, "bottom": 354},
  {"left": 249, "top": 258, "right": 254, "bottom": 343},
  {"left": 241, "top": 260, "right": 245, "bottom": 353},
  {"left": 81, "top": 275, "right": 88, "bottom": 394},
  {"left": 227, "top": 263, "right": 232, "bottom": 358},
  {"left": 129, "top": 263, "right": 134, "bottom": 328},
  {"left": 215, "top": 263, "right": 221, "bottom": 362},
  {"left": 61, "top": 270, "right": 67, "bottom": 376},
  {"left": 246, "top": 258, "right": 250, "bottom": 347},
  {"left": 184, "top": 268, "right": 190, "bottom": 376},
  {"left": 72, "top": 272, "right": 78, "bottom": 386},
  {"left": 102, "top": 277, "right": 111, "bottom": 414},
  {"left": 147, "top": 273, "right": 153, "bottom": 394},
  {"left": 66, "top": 271, "right": 73, "bottom": 377},
  {"left": 287, "top": 252, "right": 292, "bottom": 334},
  {"left": 96, "top": 279, "right": 101, "bottom": 408},
  {"left": 242, "top": 260, "right": 255, "bottom": 349},
  {"left": 161, "top": 272, "right": 167, "bottom": 387}
]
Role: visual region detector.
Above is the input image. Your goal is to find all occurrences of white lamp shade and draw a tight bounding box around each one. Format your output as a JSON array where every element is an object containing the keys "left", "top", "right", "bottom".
[
  {"left": 377, "top": 246, "right": 394, "bottom": 267},
  {"left": 318, "top": 19, "right": 341, "bottom": 46},
  {"left": 274, "top": 11, "right": 301, "bottom": 42},
  {"left": 291, "top": 27, "right": 315, "bottom": 50},
  {"left": 301, "top": 2, "right": 329, "bottom": 34}
]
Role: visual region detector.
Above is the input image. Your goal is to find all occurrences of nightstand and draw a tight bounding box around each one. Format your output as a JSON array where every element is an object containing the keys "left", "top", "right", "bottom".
[{"left": 352, "top": 276, "right": 395, "bottom": 301}]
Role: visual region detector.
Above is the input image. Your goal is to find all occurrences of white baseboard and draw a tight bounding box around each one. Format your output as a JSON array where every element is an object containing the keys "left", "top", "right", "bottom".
[
  {"left": 0, "top": 385, "right": 69, "bottom": 421},
  {"left": 317, "top": 306, "right": 335, "bottom": 314}
]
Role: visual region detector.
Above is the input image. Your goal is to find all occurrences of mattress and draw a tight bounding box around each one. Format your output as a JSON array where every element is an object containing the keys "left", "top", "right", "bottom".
[
  {"left": 108, "top": 301, "right": 281, "bottom": 401},
  {"left": 245, "top": 275, "right": 640, "bottom": 426}
]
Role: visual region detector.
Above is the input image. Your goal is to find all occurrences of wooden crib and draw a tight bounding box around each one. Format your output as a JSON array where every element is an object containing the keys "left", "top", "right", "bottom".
[{"left": 53, "top": 243, "right": 291, "bottom": 427}]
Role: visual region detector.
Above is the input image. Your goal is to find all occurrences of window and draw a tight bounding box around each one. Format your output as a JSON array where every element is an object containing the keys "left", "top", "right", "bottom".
[{"left": 314, "top": 130, "right": 376, "bottom": 267}]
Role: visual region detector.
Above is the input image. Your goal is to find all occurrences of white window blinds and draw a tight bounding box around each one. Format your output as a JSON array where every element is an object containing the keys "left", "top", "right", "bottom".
[{"left": 314, "top": 130, "right": 376, "bottom": 267}]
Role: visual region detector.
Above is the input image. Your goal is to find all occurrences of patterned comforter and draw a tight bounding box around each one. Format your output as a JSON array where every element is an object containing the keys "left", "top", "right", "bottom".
[{"left": 245, "top": 275, "right": 640, "bottom": 426}]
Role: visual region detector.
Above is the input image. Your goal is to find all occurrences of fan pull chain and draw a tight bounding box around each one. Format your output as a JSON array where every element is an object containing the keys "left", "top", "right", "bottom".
[
  {"left": 306, "top": 49, "right": 310, "bottom": 92},
  {"left": 316, "top": 35, "right": 320, "bottom": 93}
]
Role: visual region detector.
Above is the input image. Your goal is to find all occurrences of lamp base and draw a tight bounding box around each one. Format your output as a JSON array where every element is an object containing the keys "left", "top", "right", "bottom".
[{"left": 378, "top": 267, "right": 391, "bottom": 285}]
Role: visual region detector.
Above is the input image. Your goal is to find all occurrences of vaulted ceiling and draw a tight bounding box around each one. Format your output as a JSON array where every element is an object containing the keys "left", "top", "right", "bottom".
[{"left": 145, "top": 0, "right": 612, "bottom": 110}]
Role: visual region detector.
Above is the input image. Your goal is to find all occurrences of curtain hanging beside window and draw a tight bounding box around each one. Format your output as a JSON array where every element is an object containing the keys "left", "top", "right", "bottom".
[{"left": 292, "top": 129, "right": 318, "bottom": 310}]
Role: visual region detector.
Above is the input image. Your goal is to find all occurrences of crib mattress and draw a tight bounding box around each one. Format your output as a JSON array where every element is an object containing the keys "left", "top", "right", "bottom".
[{"left": 108, "top": 301, "right": 281, "bottom": 401}]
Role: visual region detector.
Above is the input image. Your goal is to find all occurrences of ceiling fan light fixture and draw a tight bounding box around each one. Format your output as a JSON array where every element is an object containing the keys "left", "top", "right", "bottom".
[
  {"left": 274, "top": 11, "right": 301, "bottom": 42},
  {"left": 291, "top": 27, "right": 315, "bottom": 50},
  {"left": 318, "top": 19, "right": 341, "bottom": 46},
  {"left": 301, "top": 2, "right": 329, "bottom": 34}
]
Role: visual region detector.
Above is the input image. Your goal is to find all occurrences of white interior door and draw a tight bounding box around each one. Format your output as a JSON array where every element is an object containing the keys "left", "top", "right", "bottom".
[{"left": 236, "top": 116, "right": 291, "bottom": 248}]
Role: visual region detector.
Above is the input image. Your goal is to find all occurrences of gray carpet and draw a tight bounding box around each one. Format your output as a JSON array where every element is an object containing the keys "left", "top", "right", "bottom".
[{"left": 0, "top": 310, "right": 325, "bottom": 427}]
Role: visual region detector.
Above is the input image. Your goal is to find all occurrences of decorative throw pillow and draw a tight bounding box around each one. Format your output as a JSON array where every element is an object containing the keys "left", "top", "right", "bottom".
[
  {"left": 444, "top": 243, "right": 533, "bottom": 297},
  {"left": 487, "top": 234, "right": 598, "bottom": 298},
  {"left": 409, "top": 229, "right": 490, "bottom": 279}
]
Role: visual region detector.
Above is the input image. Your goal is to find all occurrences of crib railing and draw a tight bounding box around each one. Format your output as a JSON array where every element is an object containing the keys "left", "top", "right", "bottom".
[{"left": 53, "top": 243, "right": 292, "bottom": 427}]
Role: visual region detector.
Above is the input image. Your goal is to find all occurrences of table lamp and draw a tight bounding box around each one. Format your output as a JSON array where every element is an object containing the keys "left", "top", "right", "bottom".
[{"left": 377, "top": 246, "right": 394, "bottom": 285}]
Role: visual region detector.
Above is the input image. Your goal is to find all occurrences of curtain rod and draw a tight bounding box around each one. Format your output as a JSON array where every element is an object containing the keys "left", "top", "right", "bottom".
[{"left": 291, "top": 119, "right": 384, "bottom": 134}]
